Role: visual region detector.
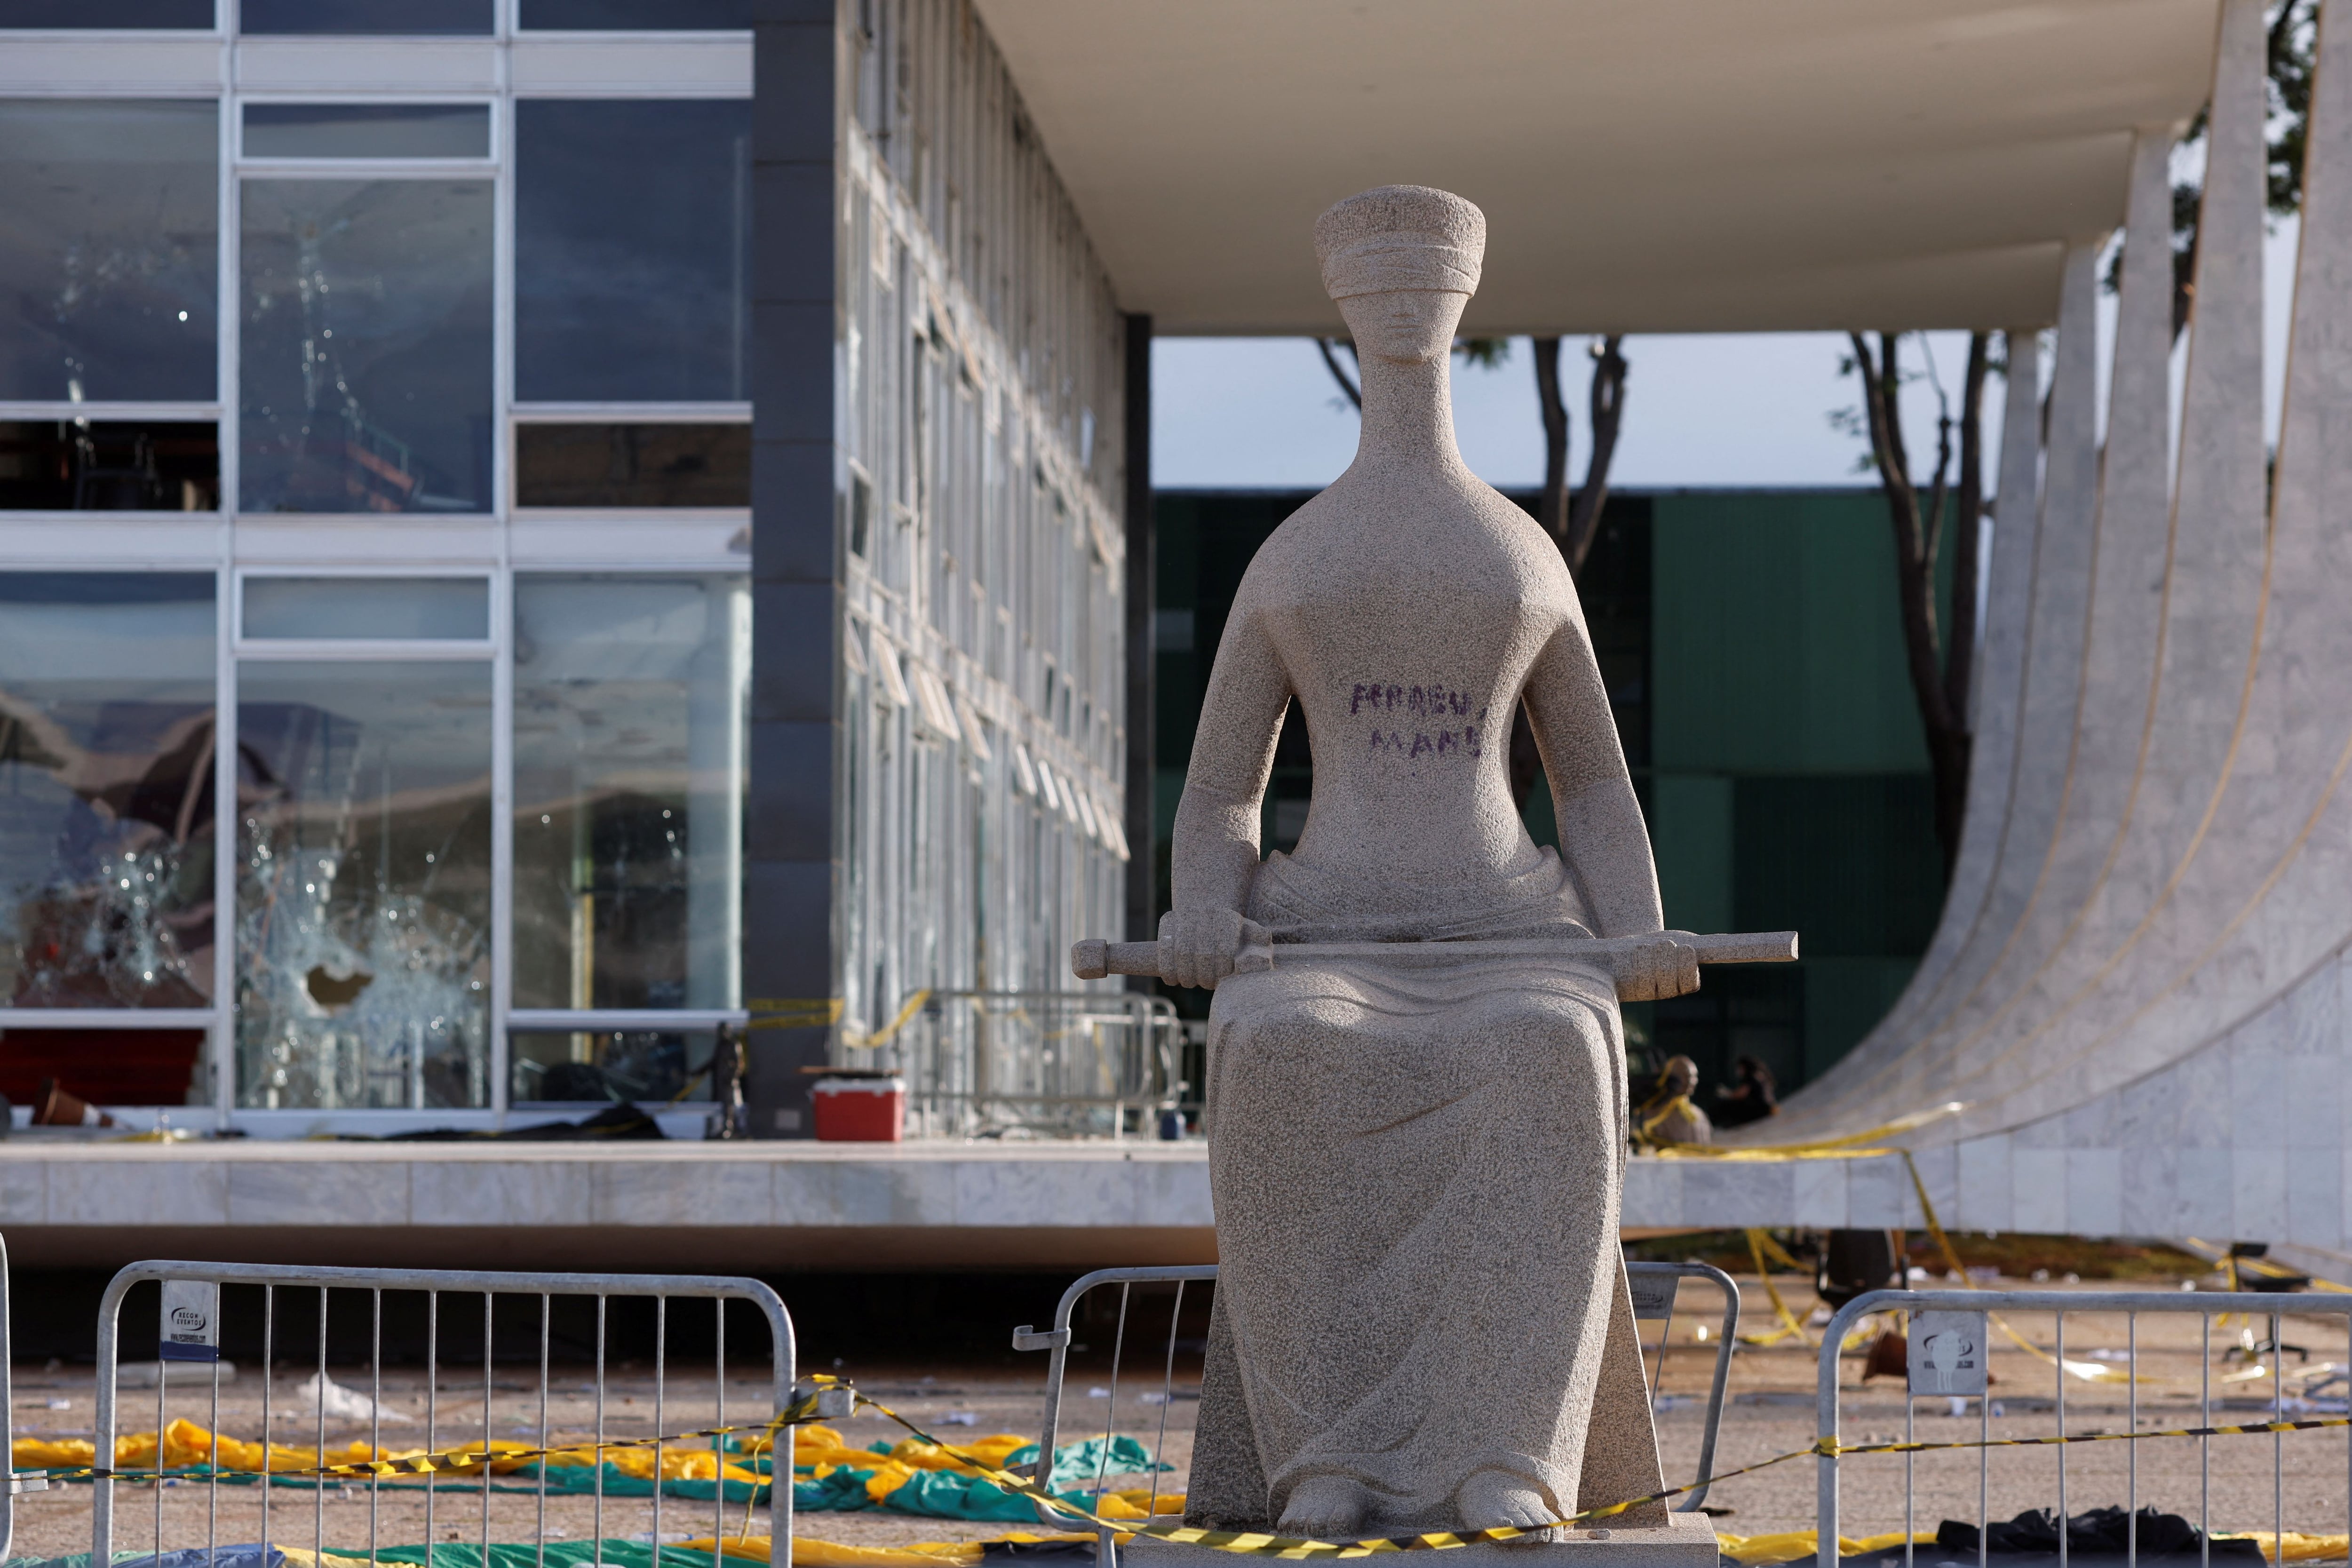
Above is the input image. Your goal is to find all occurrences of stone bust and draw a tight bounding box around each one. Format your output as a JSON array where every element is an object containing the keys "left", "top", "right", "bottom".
[{"left": 1166, "top": 185, "right": 1697, "bottom": 1543}]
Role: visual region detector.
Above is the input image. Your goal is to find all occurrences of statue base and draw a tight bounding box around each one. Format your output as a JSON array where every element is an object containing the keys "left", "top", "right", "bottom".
[{"left": 1122, "top": 1512, "right": 1719, "bottom": 1568}]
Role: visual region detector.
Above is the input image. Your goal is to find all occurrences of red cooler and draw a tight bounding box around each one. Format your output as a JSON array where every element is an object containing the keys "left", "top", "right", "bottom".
[{"left": 811, "top": 1075, "right": 906, "bottom": 1141}]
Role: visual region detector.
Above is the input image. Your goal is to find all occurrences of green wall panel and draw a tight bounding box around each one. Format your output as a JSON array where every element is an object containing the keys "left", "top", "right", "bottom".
[{"left": 1653, "top": 490, "right": 1937, "bottom": 775}]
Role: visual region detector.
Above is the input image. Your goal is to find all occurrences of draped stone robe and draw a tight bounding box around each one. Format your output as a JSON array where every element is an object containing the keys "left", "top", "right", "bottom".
[{"left": 1181, "top": 853, "right": 1672, "bottom": 1535}]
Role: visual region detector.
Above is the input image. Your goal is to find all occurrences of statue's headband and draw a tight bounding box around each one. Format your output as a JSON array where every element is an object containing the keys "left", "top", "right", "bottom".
[
  {"left": 1320, "top": 237, "right": 1482, "bottom": 299},
  {"left": 1314, "top": 185, "right": 1486, "bottom": 300}
]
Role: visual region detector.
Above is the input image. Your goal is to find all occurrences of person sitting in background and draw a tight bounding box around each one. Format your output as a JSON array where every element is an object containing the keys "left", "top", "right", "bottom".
[
  {"left": 1711, "top": 1054, "right": 1778, "bottom": 1129},
  {"left": 1633, "top": 1054, "right": 1711, "bottom": 1147}
]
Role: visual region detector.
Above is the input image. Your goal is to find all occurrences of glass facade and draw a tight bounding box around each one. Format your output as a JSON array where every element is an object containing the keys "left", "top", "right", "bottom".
[
  {"left": 240, "top": 179, "right": 496, "bottom": 514},
  {"left": 0, "top": 100, "right": 217, "bottom": 403},
  {"left": 0, "top": 12, "right": 753, "bottom": 1126},
  {"left": 510, "top": 575, "right": 746, "bottom": 1014},
  {"left": 0, "top": 574, "right": 218, "bottom": 1011}
]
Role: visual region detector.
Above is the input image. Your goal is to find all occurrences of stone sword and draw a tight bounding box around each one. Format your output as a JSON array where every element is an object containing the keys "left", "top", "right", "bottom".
[{"left": 1071, "top": 929, "right": 1798, "bottom": 992}]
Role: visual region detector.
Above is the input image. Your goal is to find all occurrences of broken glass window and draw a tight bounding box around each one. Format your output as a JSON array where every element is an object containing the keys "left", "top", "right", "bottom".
[
  {"left": 0, "top": 572, "right": 217, "bottom": 1008},
  {"left": 234, "top": 660, "right": 491, "bottom": 1109},
  {"left": 239, "top": 179, "right": 493, "bottom": 514}
]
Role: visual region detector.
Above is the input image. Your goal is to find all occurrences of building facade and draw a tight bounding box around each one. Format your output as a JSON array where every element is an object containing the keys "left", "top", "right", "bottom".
[{"left": 0, "top": 0, "right": 1128, "bottom": 1136}]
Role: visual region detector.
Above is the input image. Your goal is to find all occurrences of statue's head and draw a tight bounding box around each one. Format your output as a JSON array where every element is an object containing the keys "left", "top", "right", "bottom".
[{"left": 1316, "top": 184, "right": 1484, "bottom": 365}]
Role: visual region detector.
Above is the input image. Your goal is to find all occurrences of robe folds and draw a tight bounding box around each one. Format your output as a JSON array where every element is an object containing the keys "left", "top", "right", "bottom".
[{"left": 1190, "top": 848, "right": 1637, "bottom": 1533}]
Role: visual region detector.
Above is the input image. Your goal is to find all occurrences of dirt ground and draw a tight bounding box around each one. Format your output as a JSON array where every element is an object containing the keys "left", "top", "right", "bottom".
[{"left": 8, "top": 1276, "right": 2349, "bottom": 1560}]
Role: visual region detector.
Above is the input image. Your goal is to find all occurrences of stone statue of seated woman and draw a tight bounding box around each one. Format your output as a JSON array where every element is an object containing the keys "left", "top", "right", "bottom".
[{"left": 1160, "top": 185, "right": 1702, "bottom": 1546}]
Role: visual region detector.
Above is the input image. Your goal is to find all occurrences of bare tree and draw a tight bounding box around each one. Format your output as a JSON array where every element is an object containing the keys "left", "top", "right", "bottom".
[
  {"left": 1841, "top": 331, "right": 1989, "bottom": 876},
  {"left": 1534, "top": 334, "right": 1629, "bottom": 574}
]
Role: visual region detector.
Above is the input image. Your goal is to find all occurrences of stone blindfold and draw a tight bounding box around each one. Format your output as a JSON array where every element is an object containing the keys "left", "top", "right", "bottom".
[{"left": 1319, "top": 236, "right": 1481, "bottom": 298}]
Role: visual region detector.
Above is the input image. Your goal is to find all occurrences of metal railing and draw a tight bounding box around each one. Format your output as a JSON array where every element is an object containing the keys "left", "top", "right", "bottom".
[
  {"left": 90, "top": 1261, "right": 796, "bottom": 1568},
  {"left": 1815, "top": 1288, "right": 2352, "bottom": 1568},
  {"left": 0, "top": 1232, "right": 48, "bottom": 1562},
  {"left": 1009, "top": 1260, "right": 1740, "bottom": 1539},
  {"left": 886, "top": 990, "right": 1185, "bottom": 1138}
]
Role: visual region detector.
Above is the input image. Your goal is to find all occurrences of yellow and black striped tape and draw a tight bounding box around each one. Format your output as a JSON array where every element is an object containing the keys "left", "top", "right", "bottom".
[
  {"left": 60, "top": 1378, "right": 2351, "bottom": 1560},
  {"left": 846, "top": 1383, "right": 2352, "bottom": 1560}
]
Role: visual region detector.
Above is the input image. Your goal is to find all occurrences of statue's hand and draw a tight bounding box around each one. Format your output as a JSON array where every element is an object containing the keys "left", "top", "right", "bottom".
[
  {"left": 1160, "top": 906, "right": 1250, "bottom": 990},
  {"left": 1616, "top": 930, "right": 1701, "bottom": 1002}
]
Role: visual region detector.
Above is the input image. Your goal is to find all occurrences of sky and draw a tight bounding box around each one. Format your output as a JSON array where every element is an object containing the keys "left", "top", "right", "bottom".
[{"left": 1151, "top": 220, "right": 2302, "bottom": 495}]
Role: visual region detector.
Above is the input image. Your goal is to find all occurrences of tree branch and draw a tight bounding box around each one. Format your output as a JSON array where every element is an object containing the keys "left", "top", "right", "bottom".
[
  {"left": 1533, "top": 335, "right": 1570, "bottom": 548},
  {"left": 1944, "top": 332, "right": 1989, "bottom": 733},
  {"left": 1315, "top": 337, "right": 1361, "bottom": 409},
  {"left": 1562, "top": 335, "right": 1628, "bottom": 575}
]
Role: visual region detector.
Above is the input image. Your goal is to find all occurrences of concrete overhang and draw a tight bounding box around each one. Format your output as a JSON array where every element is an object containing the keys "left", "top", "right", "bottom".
[{"left": 970, "top": 0, "right": 2221, "bottom": 334}]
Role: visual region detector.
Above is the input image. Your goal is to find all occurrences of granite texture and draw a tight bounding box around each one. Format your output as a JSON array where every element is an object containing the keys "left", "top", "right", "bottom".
[{"left": 1164, "top": 186, "right": 1694, "bottom": 1542}]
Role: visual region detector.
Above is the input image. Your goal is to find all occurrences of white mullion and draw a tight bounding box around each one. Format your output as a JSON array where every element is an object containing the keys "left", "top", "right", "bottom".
[
  {"left": 212, "top": 61, "right": 239, "bottom": 1125},
  {"left": 232, "top": 642, "right": 496, "bottom": 661},
  {"left": 491, "top": 13, "right": 516, "bottom": 1121},
  {"left": 0, "top": 403, "right": 223, "bottom": 422},
  {"left": 490, "top": 567, "right": 514, "bottom": 1120},
  {"left": 510, "top": 402, "right": 752, "bottom": 422}
]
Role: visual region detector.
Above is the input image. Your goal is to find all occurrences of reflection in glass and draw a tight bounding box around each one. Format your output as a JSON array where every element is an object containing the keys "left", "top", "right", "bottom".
[
  {"left": 0, "top": 0, "right": 212, "bottom": 23},
  {"left": 512, "top": 576, "right": 747, "bottom": 1012},
  {"left": 240, "top": 180, "right": 493, "bottom": 514},
  {"left": 244, "top": 104, "right": 491, "bottom": 160},
  {"left": 0, "top": 101, "right": 217, "bottom": 402},
  {"left": 0, "top": 573, "right": 216, "bottom": 1009},
  {"left": 510, "top": 1030, "right": 715, "bottom": 1104},
  {"left": 236, "top": 661, "right": 491, "bottom": 1109},
  {"left": 516, "top": 101, "right": 750, "bottom": 401},
  {"left": 520, "top": 0, "right": 747, "bottom": 27},
  {"left": 514, "top": 424, "right": 750, "bottom": 508},
  {"left": 243, "top": 577, "right": 488, "bottom": 641},
  {"left": 239, "top": 0, "right": 490, "bottom": 33},
  {"left": 0, "top": 422, "right": 218, "bottom": 511}
]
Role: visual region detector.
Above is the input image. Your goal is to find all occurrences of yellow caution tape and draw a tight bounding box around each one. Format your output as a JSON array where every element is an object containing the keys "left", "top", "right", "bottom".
[
  {"left": 842, "top": 1374, "right": 2352, "bottom": 1560},
  {"left": 1650, "top": 1103, "right": 1967, "bottom": 1161},
  {"left": 832, "top": 990, "right": 933, "bottom": 1051},
  {"left": 744, "top": 990, "right": 930, "bottom": 1049},
  {"left": 747, "top": 999, "right": 847, "bottom": 1031},
  {"left": 1740, "top": 1228, "right": 1815, "bottom": 1347}
]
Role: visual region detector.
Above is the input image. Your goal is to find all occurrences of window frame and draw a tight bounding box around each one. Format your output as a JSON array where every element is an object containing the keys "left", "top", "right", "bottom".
[{"left": 0, "top": 10, "right": 754, "bottom": 1130}]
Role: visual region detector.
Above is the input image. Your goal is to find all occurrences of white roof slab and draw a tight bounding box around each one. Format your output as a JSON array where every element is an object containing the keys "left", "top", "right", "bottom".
[{"left": 972, "top": 0, "right": 2221, "bottom": 333}]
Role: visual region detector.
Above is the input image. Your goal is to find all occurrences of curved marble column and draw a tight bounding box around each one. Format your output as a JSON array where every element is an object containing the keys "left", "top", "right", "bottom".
[
  {"left": 1767, "top": 239, "right": 2104, "bottom": 1140},
  {"left": 1698, "top": 0, "right": 2352, "bottom": 1257}
]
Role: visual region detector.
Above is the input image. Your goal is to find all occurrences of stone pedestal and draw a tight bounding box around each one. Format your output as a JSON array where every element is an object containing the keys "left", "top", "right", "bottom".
[{"left": 1124, "top": 1512, "right": 1719, "bottom": 1568}]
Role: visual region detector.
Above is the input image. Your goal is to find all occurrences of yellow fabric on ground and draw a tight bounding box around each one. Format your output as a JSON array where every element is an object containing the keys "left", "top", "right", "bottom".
[
  {"left": 275, "top": 1548, "right": 377, "bottom": 1568},
  {"left": 2218, "top": 1531, "right": 2352, "bottom": 1563},
  {"left": 1718, "top": 1530, "right": 1934, "bottom": 1564},
  {"left": 14, "top": 1420, "right": 769, "bottom": 1482},
  {"left": 694, "top": 1536, "right": 1098, "bottom": 1568}
]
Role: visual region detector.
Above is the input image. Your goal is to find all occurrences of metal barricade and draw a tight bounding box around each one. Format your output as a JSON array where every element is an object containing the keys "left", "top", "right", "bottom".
[
  {"left": 892, "top": 990, "right": 1185, "bottom": 1139},
  {"left": 90, "top": 1261, "right": 797, "bottom": 1568},
  {"left": 1815, "top": 1288, "right": 2352, "bottom": 1568},
  {"left": 1009, "top": 1260, "right": 1740, "bottom": 1532},
  {"left": 0, "top": 1232, "right": 49, "bottom": 1562}
]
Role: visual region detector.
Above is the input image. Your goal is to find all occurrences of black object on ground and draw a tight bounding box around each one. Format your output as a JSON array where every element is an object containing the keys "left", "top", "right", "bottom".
[
  {"left": 1897, "top": 1507, "right": 2267, "bottom": 1563},
  {"left": 370, "top": 1102, "right": 667, "bottom": 1141}
]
